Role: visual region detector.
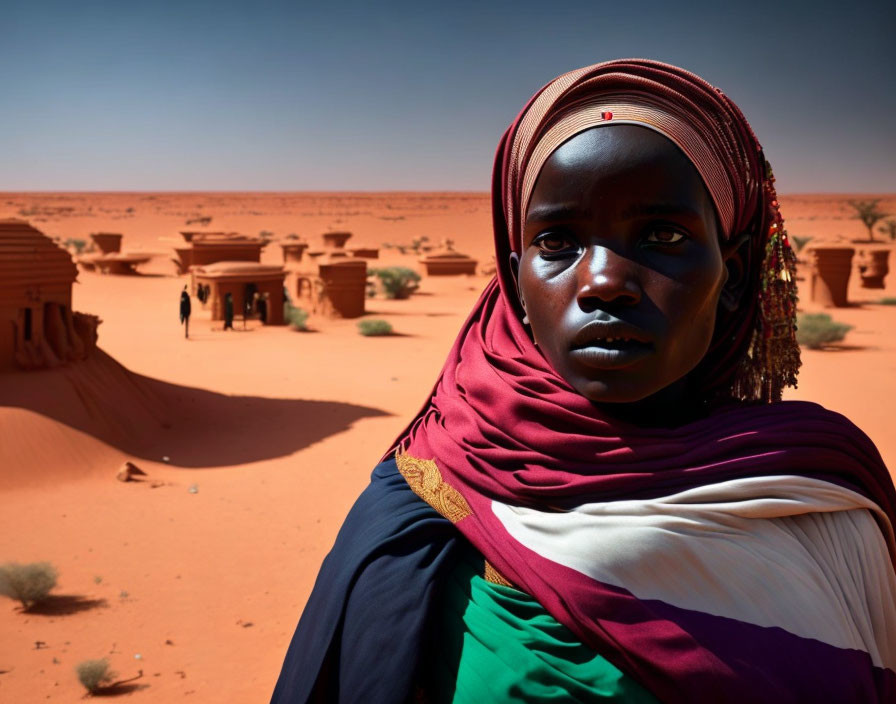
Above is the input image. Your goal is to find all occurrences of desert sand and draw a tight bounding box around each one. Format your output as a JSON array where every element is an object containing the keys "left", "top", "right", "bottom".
[{"left": 1, "top": 192, "right": 895, "bottom": 701}]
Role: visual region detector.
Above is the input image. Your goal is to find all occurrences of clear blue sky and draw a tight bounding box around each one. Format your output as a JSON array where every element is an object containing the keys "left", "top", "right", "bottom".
[{"left": 3, "top": 0, "right": 894, "bottom": 192}]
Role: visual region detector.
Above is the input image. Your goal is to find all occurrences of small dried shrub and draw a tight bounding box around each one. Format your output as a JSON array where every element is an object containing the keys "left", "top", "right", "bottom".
[
  {"left": 285, "top": 304, "right": 309, "bottom": 331},
  {"left": 879, "top": 297, "right": 896, "bottom": 306},
  {"left": 370, "top": 267, "right": 420, "bottom": 299},
  {"left": 75, "top": 658, "right": 115, "bottom": 694},
  {"left": 0, "top": 562, "right": 58, "bottom": 609},
  {"left": 796, "top": 313, "right": 852, "bottom": 350},
  {"left": 358, "top": 319, "right": 393, "bottom": 336},
  {"left": 791, "top": 236, "right": 812, "bottom": 253},
  {"left": 64, "top": 238, "right": 88, "bottom": 255}
]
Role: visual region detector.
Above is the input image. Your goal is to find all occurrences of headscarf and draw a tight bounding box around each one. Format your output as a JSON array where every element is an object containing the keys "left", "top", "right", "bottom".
[{"left": 389, "top": 60, "right": 896, "bottom": 702}]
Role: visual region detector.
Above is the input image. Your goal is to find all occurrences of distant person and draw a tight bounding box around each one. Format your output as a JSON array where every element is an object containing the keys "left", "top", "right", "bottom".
[
  {"left": 179, "top": 285, "right": 191, "bottom": 339},
  {"left": 257, "top": 293, "right": 268, "bottom": 324},
  {"left": 244, "top": 295, "right": 253, "bottom": 329},
  {"left": 223, "top": 292, "right": 234, "bottom": 331}
]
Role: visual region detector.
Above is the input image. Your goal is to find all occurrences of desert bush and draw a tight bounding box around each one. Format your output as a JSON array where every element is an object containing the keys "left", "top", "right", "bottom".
[
  {"left": 75, "top": 658, "right": 114, "bottom": 694},
  {"left": 0, "top": 561, "right": 58, "bottom": 609},
  {"left": 370, "top": 267, "right": 421, "bottom": 299},
  {"left": 358, "top": 319, "right": 393, "bottom": 336},
  {"left": 878, "top": 219, "right": 896, "bottom": 242},
  {"left": 791, "top": 236, "right": 812, "bottom": 253},
  {"left": 285, "top": 303, "right": 309, "bottom": 331},
  {"left": 879, "top": 297, "right": 896, "bottom": 306},
  {"left": 259, "top": 230, "right": 274, "bottom": 240},
  {"left": 796, "top": 313, "right": 853, "bottom": 350},
  {"left": 64, "top": 238, "right": 88, "bottom": 255}
]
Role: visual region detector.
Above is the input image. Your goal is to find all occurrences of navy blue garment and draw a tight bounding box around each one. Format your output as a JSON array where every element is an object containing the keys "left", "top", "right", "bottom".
[{"left": 271, "top": 457, "right": 462, "bottom": 703}]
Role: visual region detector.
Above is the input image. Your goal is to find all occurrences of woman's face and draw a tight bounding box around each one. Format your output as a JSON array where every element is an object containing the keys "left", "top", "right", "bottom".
[{"left": 515, "top": 125, "right": 732, "bottom": 405}]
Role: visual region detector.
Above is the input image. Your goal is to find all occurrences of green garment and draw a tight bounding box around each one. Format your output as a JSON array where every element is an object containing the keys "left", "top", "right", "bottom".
[{"left": 425, "top": 552, "right": 658, "bottom": 703}]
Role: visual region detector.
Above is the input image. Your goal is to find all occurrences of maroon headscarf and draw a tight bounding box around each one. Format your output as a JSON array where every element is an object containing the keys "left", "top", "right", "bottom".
[{"left": 388, "top": 60, "right": 896, "bottom": 702}]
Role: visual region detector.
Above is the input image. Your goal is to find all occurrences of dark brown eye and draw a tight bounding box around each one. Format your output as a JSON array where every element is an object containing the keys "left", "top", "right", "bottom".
[
  {"left": 645, "top": 229, "right": 687, "bottom": 245},
  {"left": 535, "top": 232, "right": 575, "bottom": 252}
]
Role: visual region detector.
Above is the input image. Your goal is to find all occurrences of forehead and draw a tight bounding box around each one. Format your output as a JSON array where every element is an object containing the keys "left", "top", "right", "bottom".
[{"left": 526, "top": 125, "right": 716, "bottom": 223}]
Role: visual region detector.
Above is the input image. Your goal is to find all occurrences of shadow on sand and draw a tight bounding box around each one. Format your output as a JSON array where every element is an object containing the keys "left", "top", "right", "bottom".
[
  {"left": 93, "top": 672, "right": 150, "bottom": 697},
  {"left": 0, "top": 349, "right": 390, "bottom": 468},
  {"left": 24, "top": 595, "right": 108, "bottom": 616}
]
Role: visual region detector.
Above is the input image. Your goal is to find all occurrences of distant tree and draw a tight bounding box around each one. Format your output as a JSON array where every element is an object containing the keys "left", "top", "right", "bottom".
[
  {"left": 878, "top": 218, "right": 896, "bottom": 242},
  {"left": 847, "top": 200, "right": 888, "bottom": 242}
]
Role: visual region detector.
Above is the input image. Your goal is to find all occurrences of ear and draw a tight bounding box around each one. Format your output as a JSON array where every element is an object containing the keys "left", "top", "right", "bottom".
[
  {"left": 719, "top": 232, "right": 751, "bottom": 313},
  {"left": 508, "top": 252, "right": 528, "bottom": 322}
]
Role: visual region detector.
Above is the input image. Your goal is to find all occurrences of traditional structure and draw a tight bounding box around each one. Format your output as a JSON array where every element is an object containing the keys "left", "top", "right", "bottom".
[
  {"left": 808, "top": 246, "right": 854, "bottom": 307},
  {"left": 294, "top": 257, "right": 367, "bottom": 318},
  {"left": 173, "top": 232, "right": 268, "bottom": 274},
  {"left": 348, "top": 246, "right": 379, "bottom": 259},
  {"left": 0, "top": 219, "right": 100, "bottom": 371},
  {"left": 191, "top": 261, "right": 286, "bottom": 325},
  {"left": 93, "top": 253, "right": 153, "bottom": 275},
  {"left": 280, "top": 240, "right": 309, "bottom": 267},
  {"left": 322, "top": 231, "right": 353, "bottom": 249},
  {"left": 857, "top": 248, "right": 890, "bottom": 289},
  {"left": 90, "top": 232, "right": 123, "bottom": 254},
  {"left": 419, "top": 250, "right": 479, "bottom": 275}
]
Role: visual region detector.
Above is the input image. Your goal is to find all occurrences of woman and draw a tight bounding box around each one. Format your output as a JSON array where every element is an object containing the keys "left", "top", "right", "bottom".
[{"left": 272, "top": 60, "right": 896, "bottom": 703}]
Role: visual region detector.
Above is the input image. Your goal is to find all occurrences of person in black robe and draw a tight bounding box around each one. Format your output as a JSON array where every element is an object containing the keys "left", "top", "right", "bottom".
[
  {"left": 224, "top": 292, "right": 234, "bottom": 331},
  {"left": 179, "top": 285, "right": 191, "bottom": 339}
]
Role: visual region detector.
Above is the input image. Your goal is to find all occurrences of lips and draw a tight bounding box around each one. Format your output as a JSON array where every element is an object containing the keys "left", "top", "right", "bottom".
[{"left": 569, "top": 320, "right": 653, "bottom": 369}]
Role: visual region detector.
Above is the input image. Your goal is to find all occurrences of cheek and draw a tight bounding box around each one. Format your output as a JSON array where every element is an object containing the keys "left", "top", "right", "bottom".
[
  {"left": 656, "top": 262, "right": 726, "bottom": 351},
  {"left": 518, "top": 261, "right": 573, "bottom": 347}
]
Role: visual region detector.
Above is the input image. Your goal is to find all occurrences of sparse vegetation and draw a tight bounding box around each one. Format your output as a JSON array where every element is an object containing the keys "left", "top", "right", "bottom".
[
  {"left": 75, "top": 658, "right": 115, "bottom": 694},
  {"left": 878, "top": 218, "right": 896, "bottom": 242},
  {"left": 63, "top": 238, "right": 88, "bottom": 255},
  {"left": 259, "top": 230, "right": 274, "bottom": 240},
  {"left": 370, "top": 267, "right": 421, "bottom": 299},
  {"left": 358, "top": 319, "right": 393, "bottom": 336},
  {"left": 796, "top": 313, "right": 853, "bottom": 350},
  {"left": 847, "top": 200, "right": 888, "bottom": 242},
  {"left": 0, "top": 561, "right": 58, "bottom": 610},
  {"left": 185, "top": 215, "right": 213, "bottom": 226},
  {"left": 285, "top": 303, "right": 309, "bottom": 331},
  {"left": 791, "top": 235, "right": 813, "bottom": 253},
  {"left": 879, "top": 297, "right": 896, "bottom": 306},
  {"left": 410, "top": 236, "right": 430, "bottom": 254}
]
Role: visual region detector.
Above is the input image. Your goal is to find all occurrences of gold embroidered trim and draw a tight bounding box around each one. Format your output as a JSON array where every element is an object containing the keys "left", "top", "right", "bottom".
[
  {"left": 395, "top": 451, "right": 472, "bottom": 523},
  {"left": 483, "top": 561, "right": 514, "bottom": 588}
]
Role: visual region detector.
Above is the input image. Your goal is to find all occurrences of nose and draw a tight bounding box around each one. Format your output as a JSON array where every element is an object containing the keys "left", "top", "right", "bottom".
[{"left": 576, "top": 246, "right": 642, "bottom": 310}]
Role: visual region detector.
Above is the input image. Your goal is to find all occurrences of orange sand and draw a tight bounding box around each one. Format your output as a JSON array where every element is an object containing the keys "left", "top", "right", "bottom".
[{"left": 1, "top": 192, "right": 895, "bottom": 701}]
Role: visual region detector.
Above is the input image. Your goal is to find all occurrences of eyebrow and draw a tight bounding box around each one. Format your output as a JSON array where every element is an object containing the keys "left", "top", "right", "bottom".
[
  {"left": 525, "top": 203, "right": 589, "bottom": 224},
  {"left": 525, "top": 201, "right": 703, "bottom": 225},
  {"left": 619, "top": 203, "right": 702, "bottom": 220}
]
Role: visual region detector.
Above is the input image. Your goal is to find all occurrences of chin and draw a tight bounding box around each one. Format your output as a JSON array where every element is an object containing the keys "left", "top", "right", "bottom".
[{"left": 574, "top": 379, "right": 657, "bottom": 405}]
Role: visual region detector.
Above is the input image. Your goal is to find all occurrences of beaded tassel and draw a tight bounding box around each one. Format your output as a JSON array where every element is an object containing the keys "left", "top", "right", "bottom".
[{"left": 733, "top": 162, "right": 801, "bottom": 403}]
